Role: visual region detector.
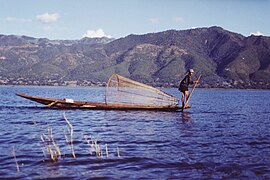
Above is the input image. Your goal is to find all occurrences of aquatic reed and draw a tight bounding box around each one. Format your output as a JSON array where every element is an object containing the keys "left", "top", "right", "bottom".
[
  {"left": 40, "top": 133, "right": 55, "bottom": 161},
  {"left": 34, "top": 113, "right": 121, "bottom": 165},
  {"left": 12, "top": 147, "right": 20, "bottom": 173},
  {"left": 83, "top": 134, "right": 93, "bottom": 155},
  {"left": 105, "top": 144, "right": 109, "bottom": 157},
  {"left": 63, "top": 112, "right": 76, "bottom": 158},
  {"left": 117, "top": 146, "right": 120, "bottom": 157},
  {"left": 84, "top": 135, "right": 103, "bottom": 157},
  {"left": 40, "top": 128, "right": 61, "bottom": 161},
  {"left": 48, "top": 128, "right": 61, "bottom": 159}
]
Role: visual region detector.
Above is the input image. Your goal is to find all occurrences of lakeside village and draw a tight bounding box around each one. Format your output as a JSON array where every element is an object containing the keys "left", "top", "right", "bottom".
[
  {"left": 0, "top": 76, "right": 106, "bottom": 87},
  {"left": 0, "top": 75, "right": 269, "bottom": 89}
]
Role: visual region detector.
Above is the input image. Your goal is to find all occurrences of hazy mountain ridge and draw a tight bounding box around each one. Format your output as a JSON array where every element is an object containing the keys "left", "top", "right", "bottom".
[{"left": 0, "top": 26, "right": 269, "bottom": 88}]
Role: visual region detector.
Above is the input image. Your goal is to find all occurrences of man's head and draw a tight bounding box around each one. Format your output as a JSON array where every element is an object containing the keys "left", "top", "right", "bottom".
[{"left": 189, "top": 69, "right": 194, "bottom": 75}]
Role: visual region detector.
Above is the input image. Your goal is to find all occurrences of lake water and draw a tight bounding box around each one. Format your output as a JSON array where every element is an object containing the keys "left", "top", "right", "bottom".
[{"left": 0, "top": 86, "right": 269, "bottom": 179}]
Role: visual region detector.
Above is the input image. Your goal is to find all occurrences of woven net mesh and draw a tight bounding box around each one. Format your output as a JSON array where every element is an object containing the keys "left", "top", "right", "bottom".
[{"left": 105, "top": 74, "right": 179, "bottom": 107}]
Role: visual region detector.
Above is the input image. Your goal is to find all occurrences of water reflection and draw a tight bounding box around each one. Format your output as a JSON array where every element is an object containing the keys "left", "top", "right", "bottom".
[{"left": 181, "top": 112, "right": 191, "bottom": 124}]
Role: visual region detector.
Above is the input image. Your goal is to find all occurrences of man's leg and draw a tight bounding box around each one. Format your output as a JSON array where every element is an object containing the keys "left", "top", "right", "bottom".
[
  {"left": 185, "top": 91, "right": 189, "bottom": 106},
  {"left": 181, "top": 92, "right": 185, "bottom": 107}
]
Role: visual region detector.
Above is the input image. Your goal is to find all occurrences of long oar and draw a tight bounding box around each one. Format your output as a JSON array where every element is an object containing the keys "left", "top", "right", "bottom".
[{"left": 183, "top": 74, "right": 202, "bottom": 110}]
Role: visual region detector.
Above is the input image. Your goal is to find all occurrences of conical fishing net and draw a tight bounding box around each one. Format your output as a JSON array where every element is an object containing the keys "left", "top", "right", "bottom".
[{"left": 105, "top": 74, "right": 179, "bottom": 107}]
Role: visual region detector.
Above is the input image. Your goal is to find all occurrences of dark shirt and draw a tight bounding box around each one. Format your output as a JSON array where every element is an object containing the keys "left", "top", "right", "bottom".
[{"left": 180, "top": 74, "right": 194, "bottom": 88}]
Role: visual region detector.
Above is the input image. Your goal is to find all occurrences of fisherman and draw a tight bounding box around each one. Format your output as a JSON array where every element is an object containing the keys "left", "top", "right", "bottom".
[{"left": 179, "top": 69, "right": 199, "bottom": 108}]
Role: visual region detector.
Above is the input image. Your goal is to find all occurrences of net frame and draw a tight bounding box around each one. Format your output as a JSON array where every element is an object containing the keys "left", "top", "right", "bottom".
[{"left": 105, "top": 73, "right": 179, "bottom": 107}]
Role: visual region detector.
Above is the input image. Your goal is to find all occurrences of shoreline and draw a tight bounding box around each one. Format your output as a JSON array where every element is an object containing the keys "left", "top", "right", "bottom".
[{"left": 1, "top": 84, "right": 270, "bottom": 91}]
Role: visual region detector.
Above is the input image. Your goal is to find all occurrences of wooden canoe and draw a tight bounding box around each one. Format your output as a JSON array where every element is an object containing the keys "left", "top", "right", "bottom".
[{"left": 16, "top": 93, "right": 188, "bottom": 111}]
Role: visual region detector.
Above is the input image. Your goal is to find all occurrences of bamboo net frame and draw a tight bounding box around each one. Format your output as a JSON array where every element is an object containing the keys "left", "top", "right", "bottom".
[{"left": 105, "top": 74, "right": 179, "bottom": 107}]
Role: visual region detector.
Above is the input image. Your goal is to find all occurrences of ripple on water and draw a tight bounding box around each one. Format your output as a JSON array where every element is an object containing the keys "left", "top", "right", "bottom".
[{"left": 0, "top": 87, "right": 269, "bottom": 179}]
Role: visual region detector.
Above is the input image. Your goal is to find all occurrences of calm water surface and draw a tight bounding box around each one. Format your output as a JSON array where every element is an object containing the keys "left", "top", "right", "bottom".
[{"left": 0, "top": 86, "right": 269, "bottom": 179}]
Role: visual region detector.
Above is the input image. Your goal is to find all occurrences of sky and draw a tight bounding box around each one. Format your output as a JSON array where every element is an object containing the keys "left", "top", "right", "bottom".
[{"left": 0, "top": 0, "right": 269, "bottom": 40}]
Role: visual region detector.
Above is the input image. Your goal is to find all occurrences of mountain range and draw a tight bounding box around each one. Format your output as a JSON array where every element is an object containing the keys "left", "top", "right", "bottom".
[{"left": 0, "top": 26, "right": 269, "bottom": 89}]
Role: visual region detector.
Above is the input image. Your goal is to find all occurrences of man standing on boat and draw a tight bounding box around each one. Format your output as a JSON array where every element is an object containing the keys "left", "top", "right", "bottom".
[{"left": 179, "top": 69, "right": 199, "bottom": 109}]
